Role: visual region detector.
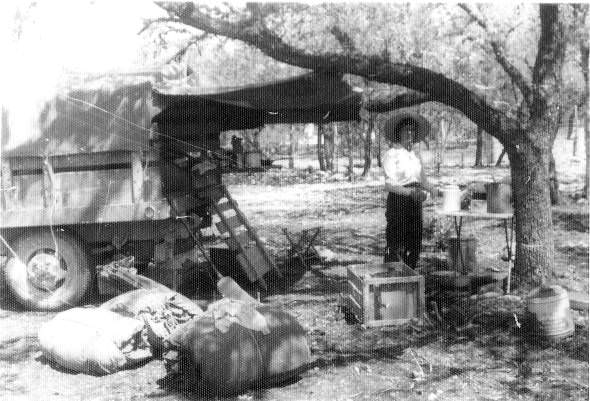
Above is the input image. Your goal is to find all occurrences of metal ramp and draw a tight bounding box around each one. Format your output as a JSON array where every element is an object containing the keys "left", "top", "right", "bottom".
[{"left": 161, "top": 147, "right": 279, "bottom": 291}]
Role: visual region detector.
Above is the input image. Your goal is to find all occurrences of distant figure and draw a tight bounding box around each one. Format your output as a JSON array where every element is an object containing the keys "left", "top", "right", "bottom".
[
  {"left": 382, "top": 120, "right": 436, "bottom": 269},
  {"left": 231, "top": 135, "right": 244, "bottom": 167}
]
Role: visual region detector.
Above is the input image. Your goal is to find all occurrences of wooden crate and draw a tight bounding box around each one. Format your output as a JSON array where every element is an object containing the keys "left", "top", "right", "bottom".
[
  {"left": 343, "top": 262, "right": 425, "bottom": 327},
  {"left": 244, "top": 151, "right": 262, "bottom": 168}
]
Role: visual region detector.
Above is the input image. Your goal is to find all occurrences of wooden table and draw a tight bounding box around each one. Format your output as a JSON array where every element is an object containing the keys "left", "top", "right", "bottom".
[{"left": 436, "top": 208, "right": 514, "bottom": 293}]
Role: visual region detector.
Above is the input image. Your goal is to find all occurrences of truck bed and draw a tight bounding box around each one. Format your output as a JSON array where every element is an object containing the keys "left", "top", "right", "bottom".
[{"left": 0, "top": 150, "right": 171, "bottom": 228}]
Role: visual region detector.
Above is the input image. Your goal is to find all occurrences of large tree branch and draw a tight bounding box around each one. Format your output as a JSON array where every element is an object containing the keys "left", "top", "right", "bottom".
[
  {"left": 527, "top": 4, "right": 569, "bottom": 123},
  {"left": 363, "top": 91, "right": 432, "bottom": 112},
  {"left": 155, "top": 2, "right": 522, "bottom": 144},
  {"left": 458, "top": 4, "right": 534, "bottom": 106},
  {"left": 532, "top": 5, "right": 566, "bottom": 86}
]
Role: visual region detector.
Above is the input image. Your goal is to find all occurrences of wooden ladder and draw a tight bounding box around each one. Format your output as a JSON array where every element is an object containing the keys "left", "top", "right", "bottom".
[{"left": 210, "top": 185, "right": 279, "bottom": 290}]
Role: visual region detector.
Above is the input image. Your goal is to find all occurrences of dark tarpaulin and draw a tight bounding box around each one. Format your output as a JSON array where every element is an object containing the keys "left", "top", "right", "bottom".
[{"left": 152, "top": 73, "right": 362, "bottom": 138}]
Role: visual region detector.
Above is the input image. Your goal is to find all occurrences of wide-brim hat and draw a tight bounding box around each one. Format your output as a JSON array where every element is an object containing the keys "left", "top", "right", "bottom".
[{"left": 383, "top": 111, "right": 431, "bottom": 143}]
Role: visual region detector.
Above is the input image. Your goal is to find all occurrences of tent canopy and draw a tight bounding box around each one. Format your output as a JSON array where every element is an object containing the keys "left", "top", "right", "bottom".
[{"left": 152, "top": 72, "right": 362, "bottom": 136}]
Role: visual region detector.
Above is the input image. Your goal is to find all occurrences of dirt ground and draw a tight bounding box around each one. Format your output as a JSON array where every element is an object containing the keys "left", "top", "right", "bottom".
[{"left": 0, "top": 162, "right": 588, "bottom": 401}]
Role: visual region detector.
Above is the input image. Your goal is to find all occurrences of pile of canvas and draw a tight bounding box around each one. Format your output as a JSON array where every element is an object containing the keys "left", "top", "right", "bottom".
[
  {"left": 38, "top": 286, "right": 203, "bottom": 375},
  {"left": 162, "top": 299, "right": 311, "bottom": 396},
  {"left": 38, "top": 278, "right": 311, "bottom": 393}
]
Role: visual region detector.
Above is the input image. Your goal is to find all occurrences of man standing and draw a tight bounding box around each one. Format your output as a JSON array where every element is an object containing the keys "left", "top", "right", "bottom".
[{"left": 383, "top": 119, "right": 436, "bottom": 268}]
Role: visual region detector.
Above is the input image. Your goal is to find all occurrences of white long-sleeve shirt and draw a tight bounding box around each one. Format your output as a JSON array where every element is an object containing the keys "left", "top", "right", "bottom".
[{"left": 382, "top": 146, "right": 422, "bottom": 188}]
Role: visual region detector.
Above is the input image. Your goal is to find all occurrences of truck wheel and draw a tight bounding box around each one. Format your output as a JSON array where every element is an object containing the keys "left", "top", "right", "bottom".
[{"left": 4, "top": 230, "right": 93, "bottom": 311}]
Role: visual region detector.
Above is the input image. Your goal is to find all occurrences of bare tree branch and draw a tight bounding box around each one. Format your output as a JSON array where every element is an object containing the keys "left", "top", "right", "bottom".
[
  {"left": 166, "top": 32, "right": 208, "bottom": 63},
  {"left": 459, "top": 4, "right": 534, "bottom": 106},
  {"left": 458, "top": 3, "right": 487, "bottom": 30},
  {"left": 330, "top": 25, "right": 356, "bottom": 55},
  {"left": 506, "top": 23, "right": 521, "bottom": 36},
  {"left": 138, "top": 17, "right": 178, "bottom": 34}
]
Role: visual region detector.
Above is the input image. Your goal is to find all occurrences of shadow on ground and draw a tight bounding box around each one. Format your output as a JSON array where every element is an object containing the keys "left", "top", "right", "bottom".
[{"left": 0, "top": 336, "right": 39, "bottom": 364}]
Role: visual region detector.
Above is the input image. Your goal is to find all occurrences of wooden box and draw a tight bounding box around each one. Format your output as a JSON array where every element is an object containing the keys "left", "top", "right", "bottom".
[
  {"left": 244, "top": 151, "right": 262, "bottom": 169},
  {"left": 343, "top": 262, "right": 425, "bottom": 327}
]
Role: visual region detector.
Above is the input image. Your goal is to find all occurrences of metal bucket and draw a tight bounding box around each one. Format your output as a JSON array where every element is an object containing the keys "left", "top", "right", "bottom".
[
  {"left": 526, "top": 285, "right": 574, "bottom": 340},
  {"left": 441, "top": 185, "right": 462, "bottom": 212},
  {"left": 446, "top": 236, "right": 477, "bottom": 274},
  {"left": 485, "top": 182, "right": 512, "bottom": 213}
]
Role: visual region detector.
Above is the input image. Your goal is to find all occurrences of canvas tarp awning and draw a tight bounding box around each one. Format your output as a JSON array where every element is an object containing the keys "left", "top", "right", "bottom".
[{"left": 152, "top": 72, "right": 362, "bottom": 138}]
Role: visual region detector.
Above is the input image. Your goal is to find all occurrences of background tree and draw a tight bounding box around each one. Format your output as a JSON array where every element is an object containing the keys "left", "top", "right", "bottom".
[
  {"left": 324, "top": 123, "right": 336, "bottom": 172},
  {"left": 288, "top": 125, "right": 296, "bottom": 169},
  {"left": 340, "top": 122, "right": 354, "bottom": 179},
  {"left": 152, "top": 3, "right": 589, "bottom": 284},
  {"left": 360, "top": 116, "right": 375, "bottom": 177},
  {"left": 575, "top": 6, "right": 590, "bottom": 197},
  {"left": 435, "top": 118, "right": 450, "bottom": 175},
  {"left": 316, "top": 124, "right": 326, "bottom": 171},
  {"left": 474, "top": 126, "right": 484, "bottom": 167}
]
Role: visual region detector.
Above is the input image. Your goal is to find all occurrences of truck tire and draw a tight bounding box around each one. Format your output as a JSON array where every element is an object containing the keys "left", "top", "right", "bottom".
[{"left": 4, "top": 230, "right": 93, "bottom": 311}]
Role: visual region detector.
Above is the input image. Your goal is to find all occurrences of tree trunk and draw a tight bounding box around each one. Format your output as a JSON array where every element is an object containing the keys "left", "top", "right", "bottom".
[
  {"left": 324, "top": 123, "right": 336, "bottom": 172},
  {"left": 585, "top": 106, "right": 589, "bottom": 197},
  {"left": 343, "top": 123, "right": 354, "bottom": 180},
  {"left": 572, "top": 106, "right": 578, "bottom": 156},
  {"left": 435, "top": 119, "right": 449, "bottom": 175},
  {"left": 253, "top": 129, "right": 261, "bottom": 151},
  {"left": 362, "top": 118, "right": 374, "bottom": 177},
  {"left": 317, "top": 124, "right": 326, "bottom": 171},
  {"left": 582, "top": 41, "right": 589, "bottom": 197},
  {"left": 566, "top": 107, "right": 576, "bottom": 139},
  {"left": 548, "top": 151, "right": 560, "bottom": 205},
  {"left": 474, "top": 126, "right": 483, "bottom": 167},
  {"left": 332, "top": 123, "right": 338, "bottom": 172},
  {"left": 507, "top": 134, "right": 554, "bottom": 285},
  {"left": 377, "top": 127, "right": 382, "bottom": 168},
  {"left": 288, "top": 125, "right": 295, "bottom": 169}
]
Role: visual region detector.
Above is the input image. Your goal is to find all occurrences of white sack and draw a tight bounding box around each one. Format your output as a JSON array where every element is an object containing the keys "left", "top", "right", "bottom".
[{"left": 38, "top": 307, "right": 145, "bottom": 375}]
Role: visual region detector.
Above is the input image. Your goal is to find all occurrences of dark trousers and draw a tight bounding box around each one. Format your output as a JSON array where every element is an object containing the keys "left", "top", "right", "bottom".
[{"left": 384, "top": 191, "right": 423, "bottom": 269}]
